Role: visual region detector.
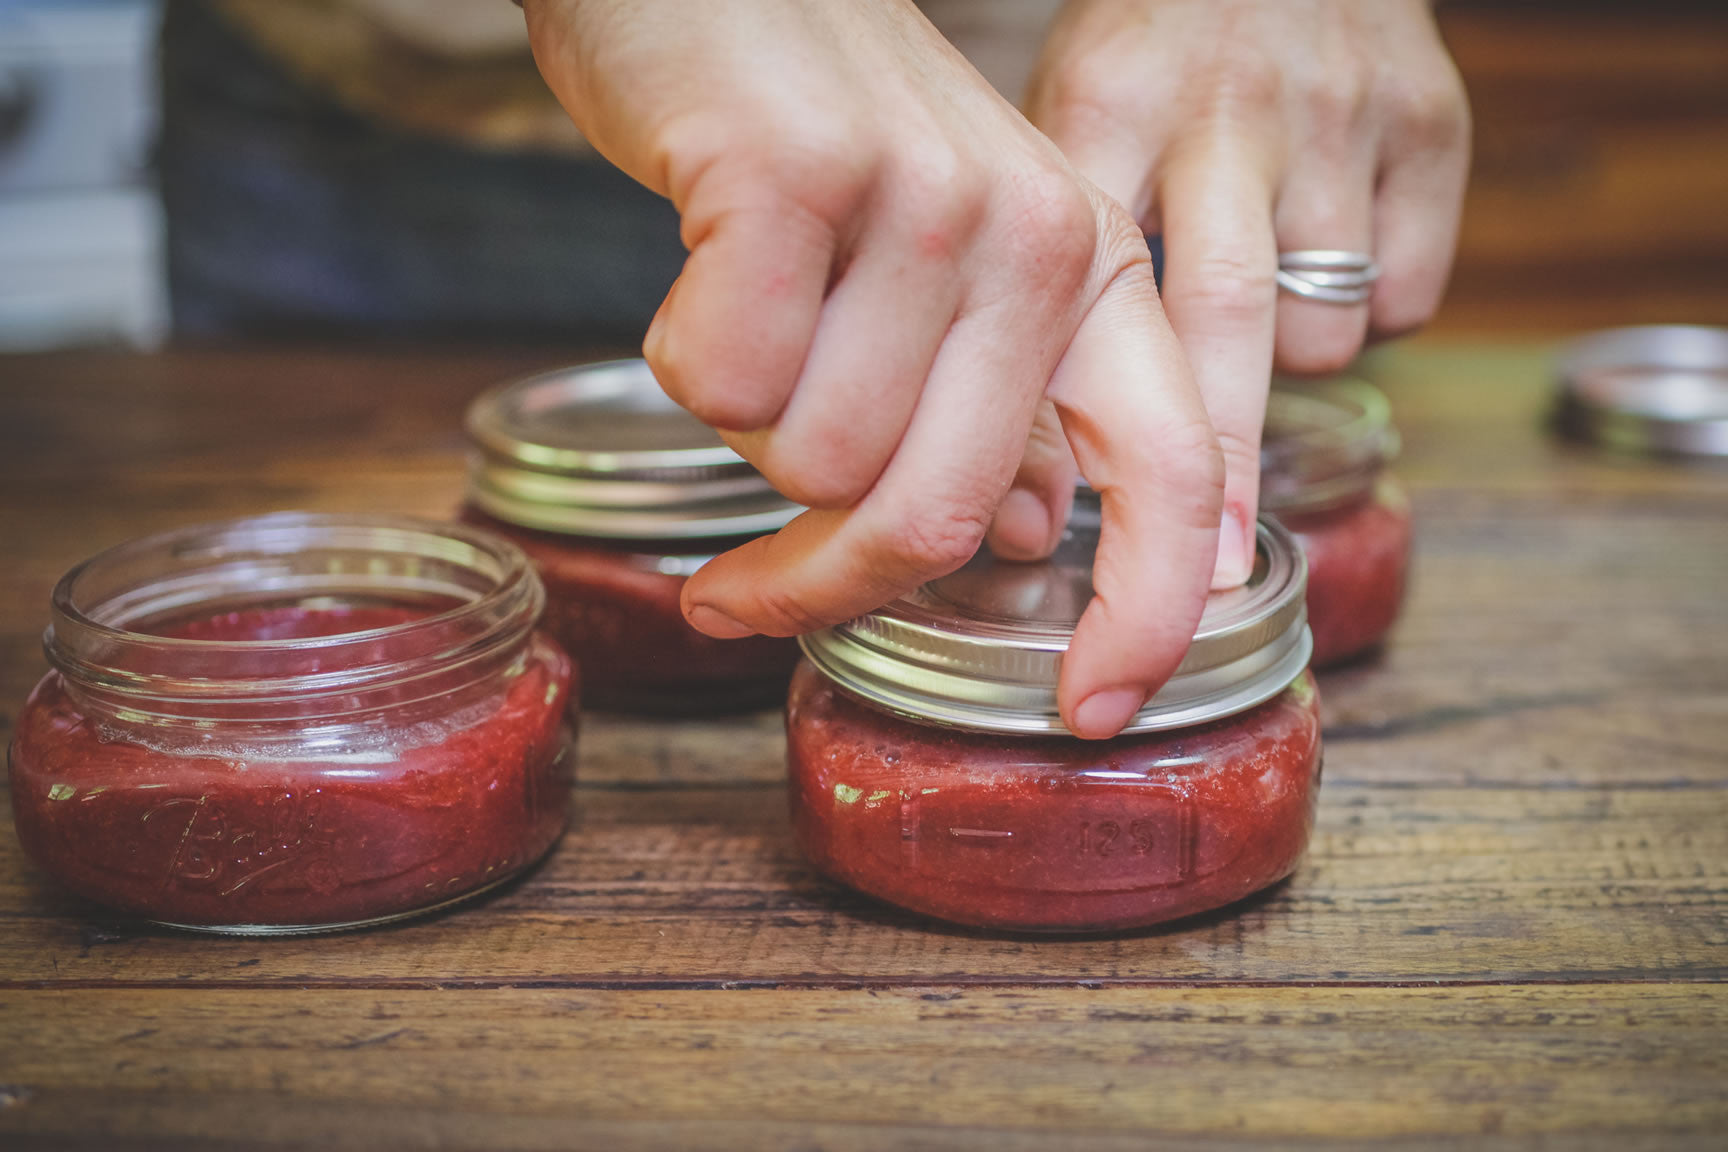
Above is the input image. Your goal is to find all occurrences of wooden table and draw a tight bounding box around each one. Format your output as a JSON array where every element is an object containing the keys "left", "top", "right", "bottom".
[{"left": 0, "top": 342, "right": 1724, "bottom": 1150}]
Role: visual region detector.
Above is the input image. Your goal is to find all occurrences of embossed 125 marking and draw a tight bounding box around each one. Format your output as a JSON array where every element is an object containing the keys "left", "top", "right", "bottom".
[{"left": 1076, "top": 819, "right": 1160, "bottom": 857}]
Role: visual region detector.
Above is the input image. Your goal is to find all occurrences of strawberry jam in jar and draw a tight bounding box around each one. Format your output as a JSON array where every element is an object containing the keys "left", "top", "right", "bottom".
[
  {"left": 788, "top": 516, "right": 1320, "bottom": 933},
  {"left": 463, "top": 360, "right": 803, "bottom": 713},
  {"left": 1262, "top": 378, "right": 1412, "bottom": 667},
  {"left": 8, "top": 513, "right": 575, "bottom": 934}
]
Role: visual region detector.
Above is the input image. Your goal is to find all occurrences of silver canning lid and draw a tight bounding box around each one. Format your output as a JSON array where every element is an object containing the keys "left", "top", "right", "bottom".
[
  {"left": 1555, "top": 326, "right": 1728, "bottom": 458},
  {"left": 800, "top": 517, "right": 1310, "bottom": 735},
  {"left": 1261, "top": 377, "right": 1400, "bottom": 513},
  {"left": 465, "top": 359, "right": 804, "bottom": 540}
]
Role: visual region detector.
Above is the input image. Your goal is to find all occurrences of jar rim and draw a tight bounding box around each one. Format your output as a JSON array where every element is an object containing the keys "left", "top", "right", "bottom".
[
  {"left": 45, "top": 512, "right": 544, "bottom": 719},
  {"left": 1261, "top": 377, "right": 1399, "bottom": 513},
  {"left": 1554, "top": 324, "right": 1728, "bottom": 457},
  {"left": 800, "top": 517, "right": 1310, "bottom": 736}
]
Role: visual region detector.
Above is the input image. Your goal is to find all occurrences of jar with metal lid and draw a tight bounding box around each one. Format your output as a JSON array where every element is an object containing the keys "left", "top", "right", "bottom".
[
  {"left": 787, "top": 515, "right": 1320, "bottom": 933},
  {"left": 8, "top": 513, "right": 575, "bottom": 934},
  {"left": 1261, "top": 377, "right": 1412, "bottom": 668},
  {"left": 462, "top": 359, "right": 804, "bottom": 713}
]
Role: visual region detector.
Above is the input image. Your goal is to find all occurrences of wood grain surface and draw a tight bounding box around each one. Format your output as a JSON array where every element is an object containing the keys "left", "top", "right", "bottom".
[{"left": 0, "top": 336, "right": 1724, "bottom": 1150}]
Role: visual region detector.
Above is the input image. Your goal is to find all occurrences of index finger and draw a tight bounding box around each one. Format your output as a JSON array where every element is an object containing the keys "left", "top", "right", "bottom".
[{"left": 1049, "top": 259, "right": 1224, "bottom": 740}]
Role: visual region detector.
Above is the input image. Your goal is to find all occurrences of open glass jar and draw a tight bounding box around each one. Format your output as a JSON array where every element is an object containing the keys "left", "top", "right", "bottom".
[
  {"left": 463, "top": 360, "right": 803, "bottom": 713},
  {"left": 787, "top": 515, "right": 1321, "bottom": 933},
  {"left": 8, "top": 513, "right": 575, "bottom": 934},
  {"left": 1261, "top": 378, "right": 1412, "bottom": 667}
]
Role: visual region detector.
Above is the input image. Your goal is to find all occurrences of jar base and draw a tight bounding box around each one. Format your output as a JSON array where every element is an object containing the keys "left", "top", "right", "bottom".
[{"left": 140, "top": 839, "right": 558, "bottom": 936}]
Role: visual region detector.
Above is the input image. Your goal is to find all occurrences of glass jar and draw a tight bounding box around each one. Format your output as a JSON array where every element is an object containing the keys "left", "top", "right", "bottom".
[
  {"left": 8, "top": 513, "right": 575, "bottom": 934},
  {"left": 463, "top": 359, "right": 803, "bottom": 713},
  {"left": 1261, "top": 378, "right": 1412, "bottom": 668},
  {"left": 787, "top": 516, "right": 1321, "bottom": 933}
]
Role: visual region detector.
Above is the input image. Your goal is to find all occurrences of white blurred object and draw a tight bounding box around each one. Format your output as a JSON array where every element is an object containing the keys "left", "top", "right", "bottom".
[{"left": 0, "top": 0, "right": 166, "bottom": 351}]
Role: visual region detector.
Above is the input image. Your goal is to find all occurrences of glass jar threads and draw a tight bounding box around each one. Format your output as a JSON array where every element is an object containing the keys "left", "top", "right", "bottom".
[
  {"left": 787, "top": 517, "right": 1321, "bottom": 933},
  {"left": 8, "top": 513, "right": 575, "bottom": 934},
  {"left": 463, "top": 359, "right": 803, "bottom": 713},
  {"left": 1261, "top": 378, "right": 1413, "bottom": 668}
]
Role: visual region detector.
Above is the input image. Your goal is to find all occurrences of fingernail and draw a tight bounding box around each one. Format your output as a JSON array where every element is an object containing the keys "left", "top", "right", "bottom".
[
  {"left": 1211, "top": 502, "right": 1253, "bottom": 590},
  {"left": 992, "top": 488, "right": 1052, "bottom": 560},
  {"left": 686, "top": 603, "right": 757, "bottom": 639},
  {"left": 1070, "top": 687, "right": 1146, "bottom": 741}
]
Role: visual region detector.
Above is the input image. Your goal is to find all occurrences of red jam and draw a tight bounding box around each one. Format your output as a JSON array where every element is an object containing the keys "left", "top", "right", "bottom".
[
  {"left": 1261, "top": 379, "right": 1412, "bottom": 668},
  {"left": 462, "top": 360, "right": 804, "bottom": 714},
  {"left": 787, "top": 665, "right": 1322, "bottom": 933},
  {"left": 463, "top": 509, "right": 800, "bottom": 713},
  {"left": 1277, "top": 474, "right": 1413, "bottom": 667},
  {"left": 8, "top": 512, "right": 575, "bottom": 933},
  {"left": 10, "top": 603, "right": 573, "bottom": 931}
]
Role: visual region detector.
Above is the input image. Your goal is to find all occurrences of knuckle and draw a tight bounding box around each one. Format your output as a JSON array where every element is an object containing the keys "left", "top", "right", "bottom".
[
  {"left": 1143, "top": 418, "right": 1227, "bottom": 532},
  {"left": 893, "top": 151, "right": 988, "bottom": 260},
  {"left": 1195, "top": 52, "right": 1282, "bottom": 120},
  {"left": 766, "top": 459, "right": 873, "bottom": 511},
  {"left": 1303, "top": 69, "right": 1372, "bottom": 136},
  {"left": 1174, "top": 251, "right": 1276, "bottom": 324},
  {"left": 994, "top": 170, "right": 1098, "bottom": 286},
  {"left": 684, "top": 387, "right": 785, "bottom": 432},
  {"left": 874, "top": 499, "right": 992, "bottom": 578},
  {"left": 1395, "top": 73, "right": 1471, "bottom": 153},
  {"left": 650, "top": 354, "right": 784, "bottom": 431},
  {"left": 659, "top": 111, "right": 876, "bottom": 221},
  {"left": 1041, "top": 55, "right": 1142, "bottom": 136}
]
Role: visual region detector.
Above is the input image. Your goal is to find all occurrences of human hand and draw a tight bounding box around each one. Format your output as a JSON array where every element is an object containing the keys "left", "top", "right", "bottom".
[
  {"left": 1023, "top": 0, "right": 1469, "bottom": 586},
  {"left": 523, "top": 0, "right": 1224, "bottom": 738}
]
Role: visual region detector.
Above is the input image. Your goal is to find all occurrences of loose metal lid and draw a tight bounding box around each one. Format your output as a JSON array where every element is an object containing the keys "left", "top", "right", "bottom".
[
  {"left": 1260, "top": 377, "right": 1400, "bottom": 513},
  {"left": 800, "top": 517, "right": 1311, "bottom": 736},
  {"left": 1555, "top": 325, "right": 1728, "bottom": 458},
  {"left": 465, "top": 359, "right": 803, "bottom": 540}
]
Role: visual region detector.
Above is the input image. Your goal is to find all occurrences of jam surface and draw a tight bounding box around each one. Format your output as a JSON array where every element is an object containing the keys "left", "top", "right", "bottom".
[
  {"left": 9, "top": 604, "right": 574, "bottom": 930},
  {"left": 1278, "top": 474, "right": 1413, "bottom": 667},
  {"left": 465, "top": 509, "right": 799, "bottom": 713},
  {"left": 786, "top": 662, "right": 1323, "bottom": 933}
]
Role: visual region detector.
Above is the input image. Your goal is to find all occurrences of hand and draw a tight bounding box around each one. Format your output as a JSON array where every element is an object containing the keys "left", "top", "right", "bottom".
[
  {"left": 523, "top": 0, "right": 1224, "bottom": 738},
  {"left": 1024, "top": 0, "right": 1470, "bottom": 586}
]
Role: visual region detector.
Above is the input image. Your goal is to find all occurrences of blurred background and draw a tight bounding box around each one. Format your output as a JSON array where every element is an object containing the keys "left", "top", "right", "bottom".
[{"left": 0, "top": 0, "right": 1724, "bottom": 354}]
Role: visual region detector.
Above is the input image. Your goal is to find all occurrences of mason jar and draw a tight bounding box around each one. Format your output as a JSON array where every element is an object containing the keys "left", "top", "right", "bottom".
[
  {"left": 8, "top": 513, "right": 575, "bottom": 934},
  {"left": 463, "top": 359, "right": 803, "bottom": 713},
  {"left": 787, "top": 515, "right": 1321, "bottom": 933},
  {"left": 1261, "top": 377, "right": 1412, "bottom": 667}
]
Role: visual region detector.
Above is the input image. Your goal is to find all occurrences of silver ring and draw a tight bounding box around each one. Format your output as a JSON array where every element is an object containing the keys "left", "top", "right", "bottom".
[{"left": 1277, "top": 250, "right": 1379, "bottom": 306}]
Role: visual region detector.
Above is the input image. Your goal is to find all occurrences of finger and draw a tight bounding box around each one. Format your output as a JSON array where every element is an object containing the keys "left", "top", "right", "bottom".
[
  {"left": 1370, "top": 71, "right": 1471, "bottom": 339},
  {"left": 1049, "top": 260, "right": 1223, "bottom": 740},
  {"left": 681, "top": 286, "right": 1063, "bottom": 643},
  {"left": 643, "top": 201, "right": 834, "bottom": 431},
  {"left": 992, "top": 120, "right": 1156, "bottom": 563},
  {"left": 1272, "top": 152, "right": 1377, "bottom": 376},
  {"left": 720, "top": 207, "right": 966, "bottom": 510},
  {"left": 986, "top": 400, "right": 1077, "bottom": 562},
  {"left": 1157, "top": 138, "right": 1280, "bottom": 590}
]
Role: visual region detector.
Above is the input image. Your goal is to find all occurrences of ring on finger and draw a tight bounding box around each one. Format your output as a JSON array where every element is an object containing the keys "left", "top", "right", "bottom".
[{"left": 1276, "top": 250, "right": 1379, "bottom": 306}]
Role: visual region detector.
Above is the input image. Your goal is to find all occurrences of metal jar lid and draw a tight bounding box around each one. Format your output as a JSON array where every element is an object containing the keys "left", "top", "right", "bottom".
[
  {"left": 465, "top": 359, "right": 803, "bottom": 540},
  {"left": 1555, "top": 325, "right": 1728, "bottom": 458},
  {"left": 1260, "top": 377, "right": 1400, "bottom": 514},
  {"left": 800, "top": 517, "right": 1311, "bottom": 736}
]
